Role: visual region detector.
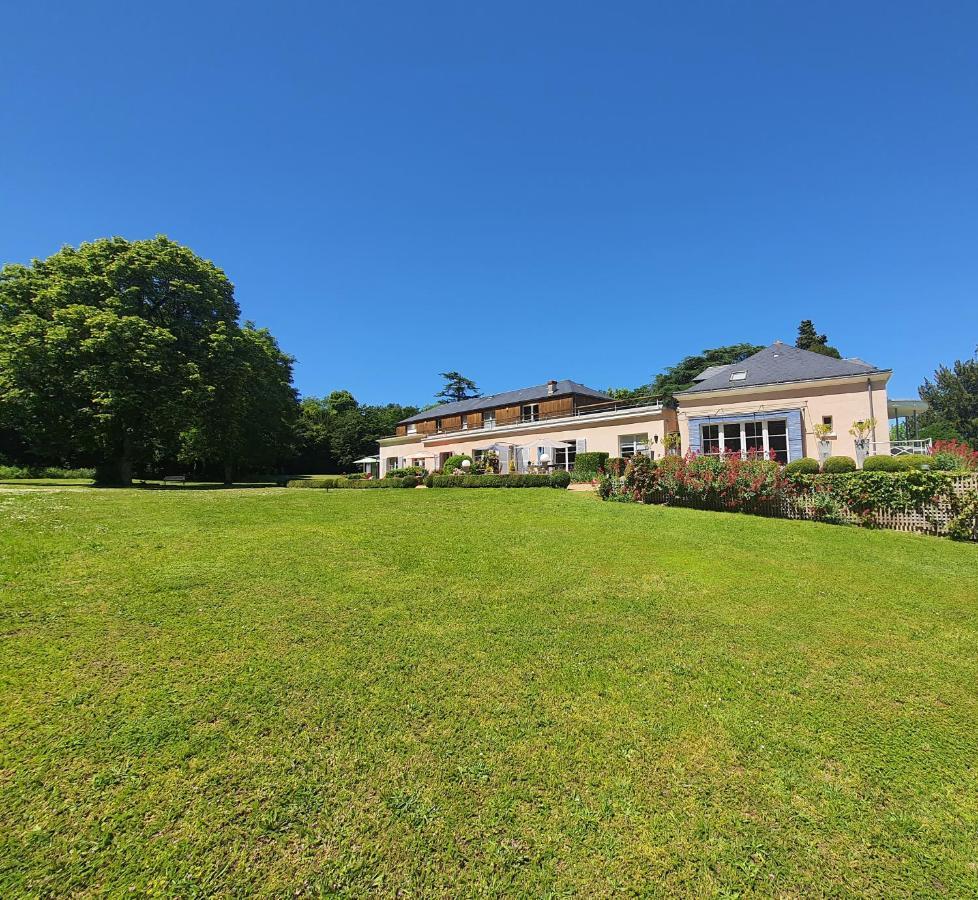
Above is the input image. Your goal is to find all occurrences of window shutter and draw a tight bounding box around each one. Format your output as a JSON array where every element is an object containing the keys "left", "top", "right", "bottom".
[{"left": 576, "top": 438, "right": 586, "bottom": 453}]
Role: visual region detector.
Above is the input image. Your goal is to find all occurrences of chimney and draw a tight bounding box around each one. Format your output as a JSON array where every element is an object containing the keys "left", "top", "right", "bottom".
[{"left": 547, "top": 379, "right": 557, "bottom": 395}]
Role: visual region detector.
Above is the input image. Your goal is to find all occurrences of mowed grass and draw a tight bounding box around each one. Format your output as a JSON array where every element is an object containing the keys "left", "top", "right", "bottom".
[{"left": 1, "top": 488, "right": 977, "bottom": 897}]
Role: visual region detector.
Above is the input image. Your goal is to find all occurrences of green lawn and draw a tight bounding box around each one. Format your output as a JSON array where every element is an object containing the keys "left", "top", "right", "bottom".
[{"left": 2, "top": 487, "right": 977, "bottom": 897}]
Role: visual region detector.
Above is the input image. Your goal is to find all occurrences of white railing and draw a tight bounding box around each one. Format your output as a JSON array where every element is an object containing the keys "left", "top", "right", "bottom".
[{"left": 872, "top": 439, "right": 932, "bottom": 456}]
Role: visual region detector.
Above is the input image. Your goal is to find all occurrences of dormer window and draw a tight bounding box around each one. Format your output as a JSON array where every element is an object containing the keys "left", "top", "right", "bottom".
[{"left": 728, "top": 371, "right": 747, "bottom": 382}]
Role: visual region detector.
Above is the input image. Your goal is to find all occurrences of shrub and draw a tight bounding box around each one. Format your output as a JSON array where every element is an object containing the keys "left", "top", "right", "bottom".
[
  {"left": 784, "top": 458, "right": 820, "bottom": 476},
  {"left": 569, "top": 470, "right": 597, "bottom": 483},
  {"left": 429, "top": 473, "right": 569, "bottom": 488},
  {"left": 929, "top": 439, "right": 978, "bottom": 472},
  {"left": 574, "top": 452, "right": 610, "bottom": 476},
  {"left": 895, "top": 455, "right": 932, "bottom": 471},
  {"left": 862, "top": 455, "right": 904, "bottom": 472},
  {"left": 386, "top": 465, "right": 426, "bottom": 478},
  {"left": 346, "top": 472, "right": 364, "bottom": 480},
  {"left": 441, "top": 454, "right": 473, "bottom": 475},
  {"left": 821, "top": 456, "right": 856, "bottom": 474},
  {"left": 550, "top": 470, "right": 571, "bottom": 488},
  {"left": 0, "top": 465, "right": 96, "bottom": 480},
  {"left": 399, "top": 476, "right": 419, "bottom": 488},
  {"left": 605, "top": 457, "right": 628, "bottom": 477},
  {"left": 622, "top": 456, "right": 658, "bottom": 502},
  {"left": 287, "top": 477, "right": 412, "bottom": 489}
]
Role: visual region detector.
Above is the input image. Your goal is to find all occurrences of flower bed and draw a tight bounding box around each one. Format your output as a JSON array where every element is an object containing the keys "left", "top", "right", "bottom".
[{"left": 598, "top": 453, "right": 978, "bottom": 540}]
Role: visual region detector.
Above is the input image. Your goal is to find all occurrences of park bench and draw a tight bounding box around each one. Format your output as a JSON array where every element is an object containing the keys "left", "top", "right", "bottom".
[{"left": 162, "top": 475, "right": 187, "bottom": 485}]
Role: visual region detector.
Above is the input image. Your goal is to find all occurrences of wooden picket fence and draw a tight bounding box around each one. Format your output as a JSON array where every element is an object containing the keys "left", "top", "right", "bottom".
[{"left": 644, "top": 474, "right": 978, "bottom": 539}]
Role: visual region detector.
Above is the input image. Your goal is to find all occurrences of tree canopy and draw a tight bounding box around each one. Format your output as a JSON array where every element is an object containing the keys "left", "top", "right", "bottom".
[
  {"left": 795, "top": 319, "right": 841, "bottom": 359},
  {"left": 608, "top": 344, "right": 764, "bottom": 400},
  {"left": 0, "top": 237, "right": 298, "bottom": 484},
  {"left": 436, "top": 371, "right": 481, "bottom": 403},
  {"left": 918, "top": 347, "right": 978, "bottom": 446}
]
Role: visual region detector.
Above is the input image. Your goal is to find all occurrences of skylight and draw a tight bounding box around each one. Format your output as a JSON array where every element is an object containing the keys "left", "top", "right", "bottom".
[{"left": 729, "top": 371, "right": 747, "bottom": 381}]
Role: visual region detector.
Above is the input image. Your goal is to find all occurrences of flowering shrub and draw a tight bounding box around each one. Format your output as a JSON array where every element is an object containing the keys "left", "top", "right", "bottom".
[
  {"left": 929, "top": 440, "right": 978, "bottom": 472},
  {"left": 650, "top": 451, "right": 790, "bottom": 510}
]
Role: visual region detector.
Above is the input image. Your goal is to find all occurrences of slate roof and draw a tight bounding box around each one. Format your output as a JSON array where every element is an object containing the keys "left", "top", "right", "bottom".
[
  {"left": 398, "top": 380, "right": 611, "bottom": 425},
  {"left": 678, "top": 342, "right": 888, "bottom": 394}
]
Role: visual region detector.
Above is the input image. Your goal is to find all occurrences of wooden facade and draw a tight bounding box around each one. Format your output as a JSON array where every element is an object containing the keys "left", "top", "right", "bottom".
[{"left": 397, "top": 392, "right": 601, "bottom": 436}]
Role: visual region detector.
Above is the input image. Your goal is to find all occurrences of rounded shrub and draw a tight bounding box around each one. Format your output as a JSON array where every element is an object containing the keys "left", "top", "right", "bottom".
[
  {"left": 550, "top": 470, "right": 571, "bottom": 488},
  {"left": 441, "top": 454, "right": 472, "bottom": 474},
  {"left": 896, "top": 455, "right": 931, "bottom": 471},
  {"left": 399, "top": 476, "right": 419, "bottom": 488},
  {"left": 862, "top": 455, "right": 903, "bottom": 472},
  {"left": 822, "top": 455, "right": 856, "bottom": 474},
  {"left": 784, "top": 458, "right": 819, "bottom": 476}
]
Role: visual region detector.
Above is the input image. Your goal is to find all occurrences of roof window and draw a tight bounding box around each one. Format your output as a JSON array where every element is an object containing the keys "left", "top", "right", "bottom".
[{"left": 728, "top": 371, "right": 747, "bottom": 382}]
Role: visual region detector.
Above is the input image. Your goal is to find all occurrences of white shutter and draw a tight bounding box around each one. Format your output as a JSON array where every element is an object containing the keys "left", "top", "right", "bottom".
[{"left": 576, "top": 438, "right": 587, "bottom": 453}]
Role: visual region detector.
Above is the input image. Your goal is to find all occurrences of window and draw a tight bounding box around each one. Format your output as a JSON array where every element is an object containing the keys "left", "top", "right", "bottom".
[
  {"left": 700, "top": 418, "right": 790, "bottom": 462},
  {"left": 701, "top": 424, "right": 720, "bottom": 455},
  {"left": 434, "top": 418, "right": 442, "bottom": 432},
  {"left": 461, "top": 416, "right": 468, "bottom": 430},
  {"left": 619, "top": 433, "right": 649, "bottom": 458},
  {"left": 484, "top": 411, "right": 495, "bottom": 430},
  {"left": 744, "top": 421, "right": 764, "bottom": 453},
  {"left": 728, "top": 371, "right": 747, "bottom": 382},
  {"left": 767, "top": 419, "right": 788, "bottom": 463},
  {"left": 522, "top": 403, "right": 539, "bottom": 422},
  {"left": 553, "top": 441, "right": 579, "bottom": 471},
  {"left": 721, "top": 423, "right": 742, "bottom": 455},
  {"left": 407, "top": 423, "right": 417, "bottom": 434},
  {"left": 822, "top": 415, "right": 834, "bottom": 434},
  {"left": 411, "top": 457, "right": 427, "bottom": 468},
  {"left": 386, "top": 457, "right": 398, "bottom": 473}
]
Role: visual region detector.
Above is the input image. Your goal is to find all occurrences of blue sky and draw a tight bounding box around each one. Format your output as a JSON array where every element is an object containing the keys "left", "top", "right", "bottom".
[{"left": 2, "top": 2, "right": 976, "bottom": 404}]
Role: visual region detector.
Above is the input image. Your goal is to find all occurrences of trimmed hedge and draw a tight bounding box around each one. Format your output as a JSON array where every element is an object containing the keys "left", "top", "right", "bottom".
[
  {"left": 821, "top": 455, "right": 856, "bottom": 473},
  {"left": 862, "top": 454, "right": 904, "bottom": 472},
  {"left": 784, "top": 458, "right": 820, "bottom": 476},
  {"left": 574, "top": 451, "right": 610, "bottom": 475},
  {"left": 287, "top": 476, "right": 417, "bottom": 489},
  {"left": 430, "top": 473, "right": 571, "bottom": 488},
  {"left": 441, "top": 454, "right": 473, "bottom": 474}
]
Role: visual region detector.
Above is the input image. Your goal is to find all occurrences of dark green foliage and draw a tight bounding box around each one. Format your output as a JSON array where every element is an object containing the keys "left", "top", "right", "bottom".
[
  {"left": 441, "top": 454, "right": 473, "bottom": 474},
  {"left": 795, "top": 320, "right": 841, "bottom": 359},
  {"left": 574, "top": 452, "right": 610, "bottom": 475},
  {"left": 0, "top": 465, "right": 95, "bottom": 480},
  {"left": 918, "top": 347, "right": 978, "bottom": 447},
  {"left": 822, "top": 456, "right": 856, "bottom": 473},
  {"left": 386, "top": 466, "right": 427, "bottom": 478},
  {"left": 608, "top": 344, "right": 764, "bottom": 400},
  {"left": 862, "top": 455, "right": 904, "bottom": 472},
  {"left": 287, "top": 476, "right": 416, "bottom": 489},
  {"left": 430, "top": 473, "right": 569, "bottom": 488},
  {"left": 784, "top": 458, "right": 820, "bottom": 476},
  {"left": 605, "top": 457, "right": 628, "bottom": 477},
  {"left": 435, "top": 371, "right": 481, "bottom": 403}
]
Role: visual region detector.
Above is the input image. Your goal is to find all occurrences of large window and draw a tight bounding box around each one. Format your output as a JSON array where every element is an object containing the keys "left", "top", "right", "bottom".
[
  {"left": 553, "top": 441, "right": 579, "bottom": 470},
  {"left": 484, "top": 411, "right": 495, "bottom": 430},
  {"left": 522, "top": 403, "right": 539, "bottom": 422},
  {"left": 700, "top": 418, "right": 790, "bottom": 463},
  {"left": 619, "top": 433, "right": 650, "bottom": 458}
]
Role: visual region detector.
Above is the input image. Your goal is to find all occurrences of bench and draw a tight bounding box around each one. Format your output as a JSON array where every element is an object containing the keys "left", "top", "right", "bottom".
[{"left": 162, "top": 475, "right": 187, "bottom": 485}]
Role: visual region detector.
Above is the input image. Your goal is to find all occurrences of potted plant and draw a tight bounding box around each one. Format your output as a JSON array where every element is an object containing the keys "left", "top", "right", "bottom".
[
  {"left": 848, "top": 418, "right": 876, "bottom": 469},
  {"left": 813, "top": 422, "right": 832, "bottom": 463}
]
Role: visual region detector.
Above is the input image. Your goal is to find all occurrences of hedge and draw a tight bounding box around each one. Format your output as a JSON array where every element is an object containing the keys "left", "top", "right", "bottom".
[
  {"left": 287, "top": 476, "right": 417, "bottom": 489},
  {"left": 574, "top": 452, "right": 610, "bottom": 475},
  {"left": 862, "top": 455, "right": 905, "bottom": 472},
  {"left": 821, "top": 456, "right": 856, "bottom": 473},
  {"left": 429, "top": 472, "right": 571, "bottom": 488},
  {"left": 784, "top": 458, "right": 820, "bottom": 476},
  {"left": 0, "top": 465, "right": 96, "bottom": 480}
]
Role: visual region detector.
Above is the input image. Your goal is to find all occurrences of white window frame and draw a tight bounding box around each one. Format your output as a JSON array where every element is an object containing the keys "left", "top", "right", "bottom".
[
  {"left": 407, "top": 423, "right": 417, "bottom": 434},
  {"left": 700, "top": 418, "right": 791, "bottom": 462},
  {"left": 484, "top": 411, "right": 495, "bottom": 430},
  {"left": 522, "top": 403, "right": 540, "bottom": 422},
  {"left": 618, "top": 433, "right": 650, "bottom": 458}
]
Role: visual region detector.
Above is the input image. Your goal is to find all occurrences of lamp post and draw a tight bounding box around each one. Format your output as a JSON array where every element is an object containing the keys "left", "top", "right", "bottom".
[{"left": 539, "top": 452, "right": 551, "bottom": 473}]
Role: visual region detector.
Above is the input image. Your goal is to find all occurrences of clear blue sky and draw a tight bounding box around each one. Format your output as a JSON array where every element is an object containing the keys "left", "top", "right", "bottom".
[{"left": 2, "top": 2, "right": 976, "bottom": 404}]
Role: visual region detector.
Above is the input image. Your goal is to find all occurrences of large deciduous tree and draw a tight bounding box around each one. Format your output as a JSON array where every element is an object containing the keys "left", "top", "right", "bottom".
[{"left": 0, "top": 236, "right": 296, "bottom": 484}]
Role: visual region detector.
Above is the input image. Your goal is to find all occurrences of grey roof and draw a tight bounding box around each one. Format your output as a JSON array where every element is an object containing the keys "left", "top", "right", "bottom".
[
  {"left": 693, "top": 364, "right": 733, "bottom": 382},
  {"left": 678, "top": 342, "right": 887, "bottom": 394},
  {"left": 398, "top": 380, "right": 611, "bottom": 425}
]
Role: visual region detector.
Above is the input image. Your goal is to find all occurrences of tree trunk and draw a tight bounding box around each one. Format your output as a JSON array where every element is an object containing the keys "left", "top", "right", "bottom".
[
  {"left": 223, "top": 459, "right": 233, "bottom": 486},
  {"left": 96, "top": 434, "right": 133, "bottom": 486}
]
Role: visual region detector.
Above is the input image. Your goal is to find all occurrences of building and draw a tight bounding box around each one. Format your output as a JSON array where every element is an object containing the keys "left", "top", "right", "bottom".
[{"left": 377, "top": 343, "right": 904, "bottom": 473}]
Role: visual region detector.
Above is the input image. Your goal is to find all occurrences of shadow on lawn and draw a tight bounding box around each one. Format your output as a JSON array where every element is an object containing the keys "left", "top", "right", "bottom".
[{"left": 0, "top": 480, "right": 283, "bottom": 490}]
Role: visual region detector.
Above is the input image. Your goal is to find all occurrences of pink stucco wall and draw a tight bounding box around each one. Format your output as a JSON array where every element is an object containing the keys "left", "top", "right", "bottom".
[{"left": 676, "top": 376, "right": 891, "bottom": 461}]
